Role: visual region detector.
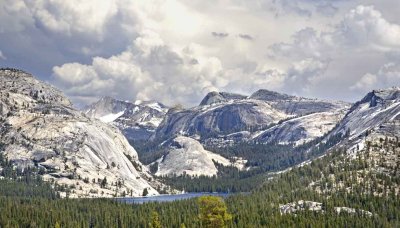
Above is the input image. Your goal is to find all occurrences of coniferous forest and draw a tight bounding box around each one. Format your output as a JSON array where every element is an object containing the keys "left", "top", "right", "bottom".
[{"left": 1, "top": 140, "right": 399, "bottom": 227}]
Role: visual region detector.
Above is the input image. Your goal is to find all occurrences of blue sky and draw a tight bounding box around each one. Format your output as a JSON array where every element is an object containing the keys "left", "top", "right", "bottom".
[{"left": 1, "top": 0, "right": 400, "bottom": 107}]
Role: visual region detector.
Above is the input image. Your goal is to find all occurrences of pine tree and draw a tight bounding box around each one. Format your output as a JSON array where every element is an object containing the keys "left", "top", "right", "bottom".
[{"left": 198, "top": 196, "right": 232, "bottom": 228}]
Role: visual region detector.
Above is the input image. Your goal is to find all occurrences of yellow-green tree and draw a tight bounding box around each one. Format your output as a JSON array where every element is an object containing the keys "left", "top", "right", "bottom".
[
  {"left": 149, "top": 211, "right": 162, "bottom": 228},
  {"left": 197, "top": 196, "right": 232, "bottom": 228}
]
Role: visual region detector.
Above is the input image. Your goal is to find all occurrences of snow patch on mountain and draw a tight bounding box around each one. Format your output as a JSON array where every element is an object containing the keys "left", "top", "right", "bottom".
[{"left": 99, "top": 110, "right": 125, "bottom": 123}]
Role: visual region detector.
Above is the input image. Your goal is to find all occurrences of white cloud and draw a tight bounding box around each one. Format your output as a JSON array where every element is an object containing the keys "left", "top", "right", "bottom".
[
  {"left": 285, "top": 58, "right": 329, "bottom": 93},
  {"left": 266, "top": 5, "right": 400, "bottom": 99},
  {"left": 270, "top": 5, "right": 400, "bottom": 61},
  {"left": 337, "top": 5, "right": 400, "bottom": 50},
  {"left": 269, "top": 27, "right": 334, "bottom": 60},
  {"left": 350, "top": 73, "right": 377, "bottom": 91},
  {"left": 53, "top": 31, "right": 222, "bottom": 106},
  {"left": 351, "top": 62, "right": 400, "bottom": 92},
  {"left": 2, "top": 0, "right": 400, "bottom": 106},
  {"left": 27, "top": 0, "right": 119, "bottom": 37},
  {"left": 53, "top": 30, "right": 290, "bottom": 106}
]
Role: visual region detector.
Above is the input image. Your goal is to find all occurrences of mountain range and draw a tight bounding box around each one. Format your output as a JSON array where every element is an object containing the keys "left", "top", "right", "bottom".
[{"left": 1, "top": 68, "right": 400, "bottom": 198}]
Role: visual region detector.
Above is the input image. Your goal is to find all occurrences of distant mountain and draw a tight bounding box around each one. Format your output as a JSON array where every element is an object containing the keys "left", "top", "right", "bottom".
[
  {"left": 83, "top": 97, "right": 168, "bottom": 141},
  {"left": 153, "top": 90, "right": 350, "bottom": 145},
  {"left": 0, "top": 68, "right": 161, "bottom": 197}
]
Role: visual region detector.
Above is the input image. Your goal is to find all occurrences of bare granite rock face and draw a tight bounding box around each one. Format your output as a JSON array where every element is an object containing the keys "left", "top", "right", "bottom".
[
  {"left": 153, "top": 90, "right": 350, "bottom": 145},
  {"left": 0, "top": 68, "right": 161, "bottom": 198},
  {"left": 149, "top": 136, "right": 245, "bottom": 177}
]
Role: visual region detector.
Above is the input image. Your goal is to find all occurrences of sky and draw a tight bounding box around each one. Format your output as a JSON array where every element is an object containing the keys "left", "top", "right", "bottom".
[{"left": 0, "top": 0, "right": 400, "bottom": 107}]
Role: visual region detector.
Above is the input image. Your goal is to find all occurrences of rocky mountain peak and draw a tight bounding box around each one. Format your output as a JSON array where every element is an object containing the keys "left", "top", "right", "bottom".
[
  {"left": 249, "top": 89, "right": 294, "bottom": 101},
  {"left": 0, "top": 68, "right": 33, "bottom": 78},
  {"left": 199, "top": 91, "right": 247, "bottom": 106},
  {"left": 0, "top": 68, "right": 72, "bottom": 111},
  {"left": 356, "top": 87, "right": 400, "bottom": 109}
]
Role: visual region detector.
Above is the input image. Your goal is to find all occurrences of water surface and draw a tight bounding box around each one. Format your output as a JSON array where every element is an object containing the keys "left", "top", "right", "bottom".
[{"left": 117, "top": 192, "right": 230, "bottom": 204}]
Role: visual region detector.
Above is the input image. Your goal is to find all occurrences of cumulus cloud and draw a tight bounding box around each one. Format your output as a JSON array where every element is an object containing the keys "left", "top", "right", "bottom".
[
  {"left": 52, "top": 4, "right": 400, "bottom": 106},
  {"left": 270, "top": 5, "right": 400, "bottom": 63},
  {"left": 266, "top": 5, "right": 400, "bottom": 99},
  {"left": 53, "top": 30, "right": 289, "bottom": 106},
  {"left": 350, "top": 73, "right": 377, "bottom": 91},
  {"left": 269, "top": 27, "right": 333, "bottom": 60},
  {"left": 0, "top": 0, "right": 138, "bottom": 50},
  {"left": 351, "top": 62, "right": 400, "bottom": 92},
  {"left": 337, "top": 5, "right": 400, "bottom": 50},
  {"left": 26, "top": 0, "right": 118, "bottom": 37},
  {"left": 53, "top": 31, "right": 222, "bottom": 106},
  {"left": 2, "top": 0, "right": 400, "bottom": 106}
]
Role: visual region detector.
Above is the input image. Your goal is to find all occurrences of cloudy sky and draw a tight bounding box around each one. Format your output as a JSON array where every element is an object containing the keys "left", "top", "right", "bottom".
[{"left": 1, "top": 0, "right": 399, "bottom": 107}]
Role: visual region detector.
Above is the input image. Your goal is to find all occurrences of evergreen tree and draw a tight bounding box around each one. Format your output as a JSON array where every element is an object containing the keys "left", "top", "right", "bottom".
[{"left": 198, "top": 196, "right": 232, "bottom": 228}]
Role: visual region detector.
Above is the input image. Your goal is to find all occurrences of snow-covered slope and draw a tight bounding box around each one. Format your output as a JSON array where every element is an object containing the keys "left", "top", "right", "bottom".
[
  {"left": 150, "top": 136, "right": 242, "bottom": 177},
  {"left": 84, "top": 97, "right": 168, "bottom": 140},
  {"left": 0, "top": 68, "right": 160, "bottom": 197}
]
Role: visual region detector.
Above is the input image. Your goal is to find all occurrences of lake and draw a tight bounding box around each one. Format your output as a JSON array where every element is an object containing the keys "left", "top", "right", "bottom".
[{"left": 116, "top": 192, "right": 231, "bottom": 204}]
